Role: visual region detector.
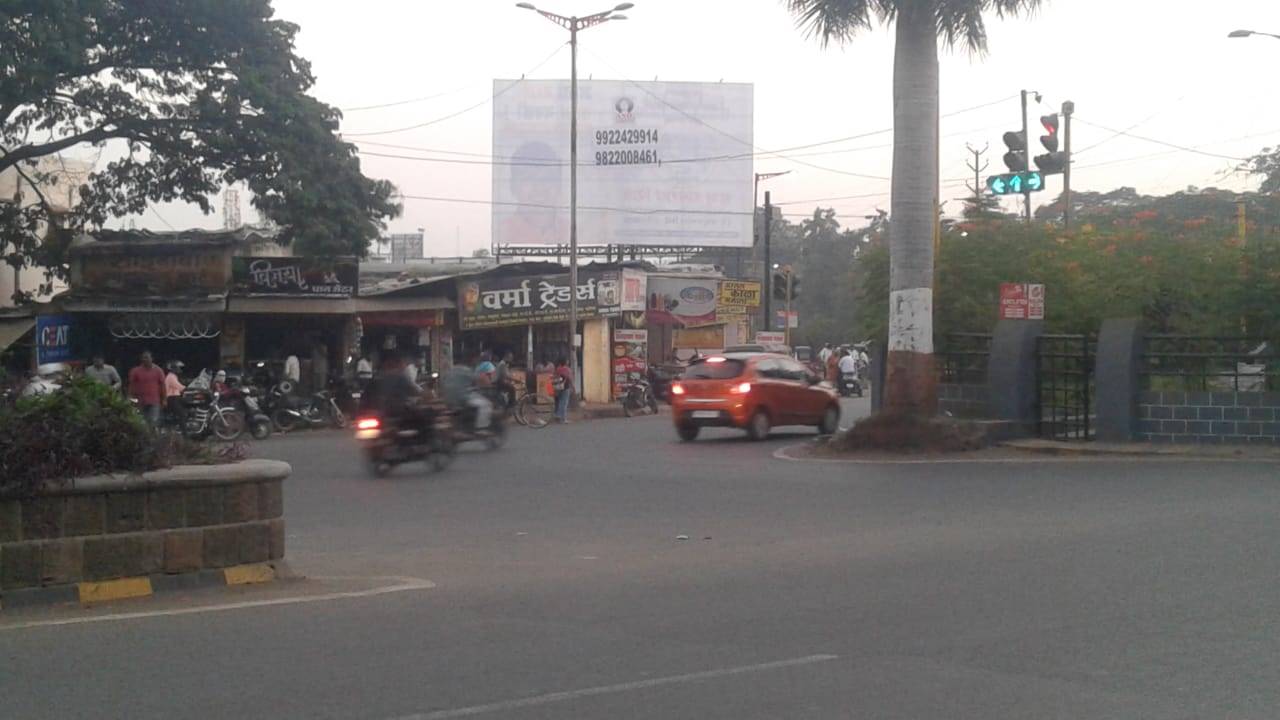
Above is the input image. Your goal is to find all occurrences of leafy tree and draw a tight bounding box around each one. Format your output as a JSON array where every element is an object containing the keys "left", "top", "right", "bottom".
[
  {"left": 0, "top": 0, "right": 401, "bottom": 293},
  {"left": 1244, "top": 146, "right": 1280, "bottom": 194},
  {"left": 785, "top": 0, "right": 1045, "bottom": 415}
]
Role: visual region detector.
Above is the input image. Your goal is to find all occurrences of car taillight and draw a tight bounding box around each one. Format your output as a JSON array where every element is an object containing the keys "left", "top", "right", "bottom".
[
  {"left": 731, "top": 382, "right": 752, "bottom": 394},
  {"left": 670, "top": 384, "right": 685, "bottom": 396},
  {"left": 356, "top": 417, "right": 380, "bottom": 430}
]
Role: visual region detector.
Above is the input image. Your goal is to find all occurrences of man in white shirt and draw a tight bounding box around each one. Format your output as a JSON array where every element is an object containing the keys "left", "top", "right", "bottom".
[
  {"left": 283, "top": 354, "right": 300, "bottom": 384},
  {"left": 838, "top": 349, "right": 858, "bottom": 376},
  {"left": 818, "top": 343, "right": 833, "bottom": 365}
]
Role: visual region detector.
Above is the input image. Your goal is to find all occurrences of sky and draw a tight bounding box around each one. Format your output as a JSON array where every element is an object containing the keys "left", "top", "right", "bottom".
[{"left": 124, "top": 0, "right": 1280, "bottom": 256}]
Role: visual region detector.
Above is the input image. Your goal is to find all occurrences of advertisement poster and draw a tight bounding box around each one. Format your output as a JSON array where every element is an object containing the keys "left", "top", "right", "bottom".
[
  {"left": 646, "top": 276, "right": 720, "bottom": 327},
  {"left": 36, "top": 314, "right": 73, "bottom": 365},
  {"left": 718, "top": 280, "right": 762, "bottom": 308},
  {"left": 999, "top": 283, "right": 1046, "bottom": 320},
  {"left": 492, "top": 79, "right": 753, "bottom": 248},
  {"left": 621, "top": 269, "right": 648, "bottom": 311},
  {"left": 612, "top": 328, "right": 648, "bottom": 399},
  {"left": 457, "top": 270, "right": 621, "bottom": 330},
  {"left": 232, "top": 257, "right": 357, "bottom": 297}
]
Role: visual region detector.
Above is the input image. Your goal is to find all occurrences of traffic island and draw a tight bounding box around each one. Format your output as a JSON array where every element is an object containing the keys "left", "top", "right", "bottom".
[{"left": 0, "top": 459, "right": 290, "bottom": 609}]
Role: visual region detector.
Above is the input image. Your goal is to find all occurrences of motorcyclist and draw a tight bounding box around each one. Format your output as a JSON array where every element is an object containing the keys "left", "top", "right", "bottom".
[
  {"left": 359, "top": 351, "right": 428, "bottom": 431},
  {"left": 441, "top": 357, "right": 492, "bottom": 431}
]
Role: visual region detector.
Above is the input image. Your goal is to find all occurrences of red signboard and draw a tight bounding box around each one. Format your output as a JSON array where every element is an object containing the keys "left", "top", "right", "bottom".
[{"left": 999, "top": 283, "right": 1045, "bottom": 320}]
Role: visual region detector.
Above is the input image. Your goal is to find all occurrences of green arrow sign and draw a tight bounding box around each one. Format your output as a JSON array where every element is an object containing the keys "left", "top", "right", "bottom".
[
  {"left": 987, "top": 172, "right": 1047, "bottom": 196},
  {"left": 990, "top": 176, "right": 1006, "bottom": 194},
  {"left": 1026, "top": 172, "right": 1043, "bottom": 190},
  {"left": 1009, "top": 174, "right": 1023, "bottom": 193}
]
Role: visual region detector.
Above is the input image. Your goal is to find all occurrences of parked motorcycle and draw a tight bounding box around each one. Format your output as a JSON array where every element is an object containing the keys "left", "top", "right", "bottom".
[
  {"left": 353, "top": 403, "right": 454, "bottom": 478},
  {"left": 180, "top": 387, "right": 245, "bottom": 441},
  {"left": 220, "top": 381, "right": 272, "bottom": 440},
  {"left": 838, "top": 371, "right": 864, "bottom": 398},
  {"left": 269, "top": 380, "right": 347, "bottom": 432},
  {"left": 647, "top": 364, "right": 680, "bottom": 403},
  {"left": 620, "top": 376, "right": 660, "bottom": 417}
]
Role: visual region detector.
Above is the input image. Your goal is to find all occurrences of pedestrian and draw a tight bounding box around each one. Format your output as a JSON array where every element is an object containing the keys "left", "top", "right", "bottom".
[
  {"left": 825, "top": 347, "right": 840, "bottom": 384},
  {"left": 818, "top": 343, "right": 833, "bottom": 365},
  {"left": 85, "top": 354, "right": 121, "bottom": 391},
  {"left": 128, "top": 351, "right": 167, "bottom": 427},
  {"left": 283, "top": 352, "right": 301, "bottom": 385},
  {"left": 553, "top": 356, "right": 573, "bottom": 423},
  {"left": 475, "top": 351, "right": 496, "bottom": 387},
  {"left": 164, "top": 360, "right": 186, "bottom": 423}
]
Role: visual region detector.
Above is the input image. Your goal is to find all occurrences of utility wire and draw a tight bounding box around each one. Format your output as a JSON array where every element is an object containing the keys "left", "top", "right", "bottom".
[{"left": 1073, "top": 117, "right": 1250, "bottom": 161}]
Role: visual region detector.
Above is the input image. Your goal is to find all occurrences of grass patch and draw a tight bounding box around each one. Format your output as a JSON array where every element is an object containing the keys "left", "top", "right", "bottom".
[{"left": 827, "top": 413, "right": 990, "bottom": 454}]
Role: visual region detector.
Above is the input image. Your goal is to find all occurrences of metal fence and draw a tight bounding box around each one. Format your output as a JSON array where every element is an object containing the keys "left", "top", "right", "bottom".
[
  {"left": 1142, "top": 336, "right": 1278, "bottom": 392},
  {"left": 1037, "top": 334, "right": 1096, "bottom": 440},
  {"left": 936, "top": 333, "right": 993, "bottom": 385}
]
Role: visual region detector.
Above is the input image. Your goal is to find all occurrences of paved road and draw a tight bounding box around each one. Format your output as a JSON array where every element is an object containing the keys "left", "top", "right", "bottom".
[{"left": 5, "top": 397, "right": 1280, "bottom": 719}]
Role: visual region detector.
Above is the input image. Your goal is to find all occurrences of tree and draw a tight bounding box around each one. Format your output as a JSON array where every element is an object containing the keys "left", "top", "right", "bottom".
[
  {"left": 0, "top": 0, "right": 400, "bottom": 289},
  {"left": 1244, "top": 146, "right": 1280, "bottom": 194},
  {"left": 784, "top": 0, "right": 1044, "bottom": 415}
]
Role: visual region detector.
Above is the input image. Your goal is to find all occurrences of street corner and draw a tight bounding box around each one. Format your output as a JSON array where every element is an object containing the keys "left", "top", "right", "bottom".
[
  {"left": 1002, "top": 438, "right": 1280, "bottom": 462},
  {"left": 0, "top": 572, "right": 436, "bottom": 632}
]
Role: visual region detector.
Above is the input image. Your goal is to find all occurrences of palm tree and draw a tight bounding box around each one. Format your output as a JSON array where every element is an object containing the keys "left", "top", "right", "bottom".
[{"left": 785, "top": 0, "right": 1044, "bottom": 415}]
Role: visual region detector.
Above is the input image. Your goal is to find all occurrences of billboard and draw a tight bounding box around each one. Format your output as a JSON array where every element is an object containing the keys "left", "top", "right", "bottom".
[
  {"left": 457, "top": 269, "right": 622, "bottom": 330},
  {"left": 492, "top": 79, "right": 753, "bottom": 248}
]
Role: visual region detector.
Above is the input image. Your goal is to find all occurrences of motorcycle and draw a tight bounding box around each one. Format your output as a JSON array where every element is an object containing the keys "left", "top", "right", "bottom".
[
  {"left": 220, "top": 381, "right": 272, "bottom": 440},
  {"left": 354, "top": 403, "right": 454, "bottom": 478},
  {"left": 180, "top": 387, "right": 245, "bottom": 441},
  {"left": 647, "top": 364, "right": 680, "bottom": 403},
  {"left": 620, "top": 376, "right": 660, "bottom": 417},
  {"left": 269, "top": 380, "right": 347, "bottom": 432},
  {"left": 838, "top": 371, "right": 864, "bottom": 398},
  {"left": 446, "top": 392, "right": 507, "bottom": 450}
]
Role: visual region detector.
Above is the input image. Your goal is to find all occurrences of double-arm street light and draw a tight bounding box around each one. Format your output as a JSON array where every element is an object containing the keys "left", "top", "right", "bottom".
[
  {"left": 516, "top": 2, "right": 632, "bottom": 392},
  {"left": 1228, "top": 29, "right": 1280, "bottom": 41}
]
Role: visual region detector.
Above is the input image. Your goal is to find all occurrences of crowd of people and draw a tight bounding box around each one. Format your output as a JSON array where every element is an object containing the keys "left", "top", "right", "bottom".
[{"left": 817, "top": 343, "right": 870, "bottom": 384}]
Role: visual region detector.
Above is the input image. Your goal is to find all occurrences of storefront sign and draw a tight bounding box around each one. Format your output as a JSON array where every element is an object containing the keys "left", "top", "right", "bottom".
[
  {"left": 457, "top": 270, "right": 621, "bottom": 330},
  {"left": 612, "top": 328, "right": 648, "bottom": 399},
  {"left": 36, "top": 315, "right": 73, "bottom": 364},
  {"left": 647, "top": 276, "right": 720, "bottom": 327},
  {"left": 718, "top": 280, "right": 762, "bottom": 308},
  {"left": 621, "top": 270, "right": 647, "bottom": 312},
  {"left": 999, "top": 282, "right": 1045, "bottom": 320},
  {"left": 755, "top": 331, "right": 785, "bottom": 346},
  {"left": 232, "top": 257, "right": 357, "bottom": 297},
  {"left": 79, "top": 249, "right": 228, "bottom": 296},
  {"left": 673, "top": 325, "right": 724, "bottom": 350}
]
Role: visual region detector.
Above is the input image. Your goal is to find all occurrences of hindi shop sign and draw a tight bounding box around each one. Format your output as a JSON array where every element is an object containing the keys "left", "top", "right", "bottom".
[
  {"left": 457, "top": 271, "right": 622, "bottom": 330},
  {"left": 718, "top": 280, "right": 762, "bottom": 309},
  {"left": 998, "top": 282, "right": 1046, "bottom": 320},
  {"left": 232, "top": 257, "right": 357, "bottom": 297}
]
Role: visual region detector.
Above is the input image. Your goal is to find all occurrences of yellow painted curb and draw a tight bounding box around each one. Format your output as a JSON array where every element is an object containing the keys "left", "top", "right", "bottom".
[
  {"left": 223, "top": 563, "right": 276, "bottom": 586},
  {"left": 78, "top": 577, "right": 153, "bottom": 604}
]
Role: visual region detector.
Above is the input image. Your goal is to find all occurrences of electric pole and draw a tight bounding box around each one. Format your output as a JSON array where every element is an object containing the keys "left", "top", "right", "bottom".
[
  {"left": 1020, "top": 90, "right": 1033, "bottom": 223},
  {"left": 762, "top": 190, "right": 773, "bottom": 332},
  {"left": 1062, "top": 100, "right": 1074, "bottom": 230},
  {"left": 965, "top": 143, "right": 989, "bottom": 205}
]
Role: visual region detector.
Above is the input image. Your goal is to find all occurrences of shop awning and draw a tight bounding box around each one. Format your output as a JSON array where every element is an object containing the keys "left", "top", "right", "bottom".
[
  {"left": 227, "top": 296, "right": 355, "bottom": 315},
  {"left": 355, "top": 296, "right": 453, "bottom": 313},
  {"left": 0, "top": 316, "right": 34, "bottom": 353},
  {"left": 63, "top": 294, "right": 227, "bottom": 313}
]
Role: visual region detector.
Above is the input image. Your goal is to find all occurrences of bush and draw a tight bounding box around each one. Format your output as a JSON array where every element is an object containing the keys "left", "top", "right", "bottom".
[{"left": 0, "top": 378, "right": 163, "bottom": 497}]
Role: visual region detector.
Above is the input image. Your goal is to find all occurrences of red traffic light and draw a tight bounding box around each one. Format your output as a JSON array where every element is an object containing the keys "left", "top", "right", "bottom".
[{"left": 1040, "top": 113, "right": 1060, "bottom": 136}]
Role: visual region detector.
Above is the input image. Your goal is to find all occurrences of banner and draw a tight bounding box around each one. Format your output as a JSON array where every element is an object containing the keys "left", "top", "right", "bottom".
[
  {"left": 36, "top": 315, "right": 73, "bottom": 365},
  {"left": 999, "top": 283, "right": 1046, "bottom": 320},
  {"left": 457, "top": 270, "right": 621, "bottom": 330},
  {"left": 492, "top": 79, "right": 753, "bottom": 248},
  {"left": 232, "top": 257, "right": 357, "bottom": 297},
  {"left": 79, "top": 249, "right": 227, "bottom": 296},
  {"left": 718, "top": 280, "right": 761, "bottom": 308},
  {"left": 646, "top": 276, "right": 720, "bottom": 327},
  {"left": 612, "top": 328, "right": 648, "bottom": 399}
]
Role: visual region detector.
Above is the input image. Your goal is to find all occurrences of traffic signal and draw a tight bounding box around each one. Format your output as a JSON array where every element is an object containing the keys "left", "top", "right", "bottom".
[
  {"left": 771, "top": 270, "right": 800, "bottom": 301},
  {"left": 986, "top": 171, "right": 1045, "bottom": 196},
  {"left": 1002, "top": 130, "right": 1027, "bottom": 172},
  {"left": 1034, "top": 113, "right": 1068, "bottom": 175}
]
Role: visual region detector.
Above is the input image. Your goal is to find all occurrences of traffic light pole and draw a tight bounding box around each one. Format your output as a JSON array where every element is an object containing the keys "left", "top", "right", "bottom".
[
  {"left": 784, "top": 270, "right": 793, "bottom": 347},
  {"left": 1062, "top": 100, "right": 1074, "bottom": 230},
  {"left": 1020, "top": 90, "right": 1031, "bottom": 223},
  {"left": 762, "top": 191, "right": 772, "bottom": 333}
]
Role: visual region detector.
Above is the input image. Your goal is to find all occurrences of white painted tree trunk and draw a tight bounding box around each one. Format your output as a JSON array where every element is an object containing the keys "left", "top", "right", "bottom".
[{"left": 884, "top": 3, "right": 939, "bottom": 415}]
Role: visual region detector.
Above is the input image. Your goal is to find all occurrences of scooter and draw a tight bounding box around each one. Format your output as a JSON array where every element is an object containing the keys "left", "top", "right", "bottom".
[
  {"left": 354, "top": 403, "right": 455, "bottom": 478},
  {"left": 838, "top": 371, "right": 864, "bottom": 398},
  {"left": 620, "top": 376, "right": 660, "bottom": 417}
]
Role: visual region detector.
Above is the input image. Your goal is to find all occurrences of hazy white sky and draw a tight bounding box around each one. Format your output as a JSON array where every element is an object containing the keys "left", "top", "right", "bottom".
[{"left": 134, "top": 0, "right": 1280, "bottom": 255}]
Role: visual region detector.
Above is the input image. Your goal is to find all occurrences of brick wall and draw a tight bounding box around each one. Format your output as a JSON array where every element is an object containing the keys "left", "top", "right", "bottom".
[
  {"left": 939, "top": 383, "right": 990, "bottom": 419},
  {"left": 1137, "top": 390, "right": 1280, "bottom": 445},
  {"left": 0, "top": 460, "right": 288, "bottom": 594}
]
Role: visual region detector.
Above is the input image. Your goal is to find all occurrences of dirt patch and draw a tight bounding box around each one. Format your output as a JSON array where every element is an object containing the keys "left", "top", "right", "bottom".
[{"left": 825, "top": 413, "right": 990, "bottom": 455}]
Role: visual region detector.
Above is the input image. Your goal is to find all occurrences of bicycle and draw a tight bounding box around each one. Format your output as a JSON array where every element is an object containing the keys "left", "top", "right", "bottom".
[{"left": 513, "top": 384, "right": 554, "bottom": 428}]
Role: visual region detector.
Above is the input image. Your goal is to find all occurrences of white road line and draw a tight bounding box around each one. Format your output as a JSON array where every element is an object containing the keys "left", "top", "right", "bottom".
[
  {"left": 772, "top": 444, "right": 1279, "bottom": 465},
  {"left": 392, "top": 654, "right": 840, "bottom": 720},
  {"left": 0, "top": 576, "right": 435, "bottom": 632}
]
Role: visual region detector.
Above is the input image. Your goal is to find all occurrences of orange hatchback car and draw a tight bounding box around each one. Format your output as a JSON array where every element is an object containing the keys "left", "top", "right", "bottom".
[{"left": 670, "top": 353, "right": 841, "bottom": 441}]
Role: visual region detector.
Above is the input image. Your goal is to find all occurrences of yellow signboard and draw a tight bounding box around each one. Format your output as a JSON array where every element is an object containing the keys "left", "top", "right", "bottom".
[{"left": 718, "top": 280, "right": 762, "bottom": 308}]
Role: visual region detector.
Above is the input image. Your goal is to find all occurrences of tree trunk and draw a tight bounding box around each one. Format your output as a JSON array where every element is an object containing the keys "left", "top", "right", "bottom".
[{"left": 884, "top": 3, "right": 939, "bottom": 416}]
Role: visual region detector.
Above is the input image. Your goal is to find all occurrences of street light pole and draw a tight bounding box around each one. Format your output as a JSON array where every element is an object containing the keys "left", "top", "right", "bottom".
[{"left": 517, "top": 2, "right": 632, "bottom": 395}]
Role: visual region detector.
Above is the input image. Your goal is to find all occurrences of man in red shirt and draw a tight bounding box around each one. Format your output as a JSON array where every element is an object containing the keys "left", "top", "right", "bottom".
[
  {"left": 128, "top": 351, "right": 167, "bottom": 427},
  {"left": 553, "top": 356, "right": 574, "bottom": 424}
]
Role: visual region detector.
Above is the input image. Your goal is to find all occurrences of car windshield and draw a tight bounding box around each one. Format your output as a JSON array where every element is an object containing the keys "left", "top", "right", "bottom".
[{"left": 683, "top": 359, "right": 746, "bottom": 379}]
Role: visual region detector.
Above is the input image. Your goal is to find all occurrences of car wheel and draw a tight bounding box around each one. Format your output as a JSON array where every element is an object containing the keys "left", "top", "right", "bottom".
[
  {"left": 676, "top": 422, "right": 700, "bottom": 442},
  {"left": 818, "top": 405, "right": 840, "bottom": 435},
  {"left": 747, "top": 410, "right": 771, "bottom": 441}
]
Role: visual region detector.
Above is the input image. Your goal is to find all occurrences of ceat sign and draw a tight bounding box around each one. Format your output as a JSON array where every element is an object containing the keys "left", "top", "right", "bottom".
[
  {"left": 36, "top": 314, "right": 73, "bottom": 364},
  {"left": 999, "top": 283, "right": 1045, "bottom": 320}
]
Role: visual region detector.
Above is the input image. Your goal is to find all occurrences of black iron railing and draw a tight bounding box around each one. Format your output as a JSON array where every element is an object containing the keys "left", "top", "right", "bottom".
[
  {"left": 1037, "top": 334, "right": 1096, "bottom": 440},
  {"left": 1142, "top": 336, "right": 1278, "bottom": 393},
  {"left": 936, "top": 333, "right": 993, "bottom": 385}
]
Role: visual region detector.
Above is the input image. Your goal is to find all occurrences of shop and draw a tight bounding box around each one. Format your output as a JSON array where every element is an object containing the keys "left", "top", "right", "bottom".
[
  {"left": 227, "top": 255, "right": 358, "bottom": 390},
  {"left": 454, "top": 264, "right": 633, "bottom": 402}
]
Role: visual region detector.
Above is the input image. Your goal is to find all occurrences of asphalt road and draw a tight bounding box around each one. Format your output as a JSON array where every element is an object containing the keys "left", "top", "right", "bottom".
[{"left": 5, "top": 397, "right": 1280, "bottom": 719}]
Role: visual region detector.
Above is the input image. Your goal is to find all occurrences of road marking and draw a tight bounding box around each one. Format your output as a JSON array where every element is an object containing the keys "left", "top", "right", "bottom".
[
  {"left": 0, "top": 576, "right": 435, "bottom": 632},
  {"left": 392, "top": 654, "right": 839, "bottom": 720},
  {"left": 772, "top": 444, "right": 1280, "bottom": 465}
]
